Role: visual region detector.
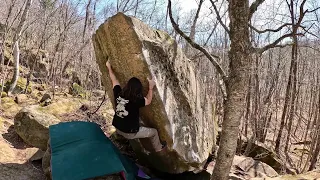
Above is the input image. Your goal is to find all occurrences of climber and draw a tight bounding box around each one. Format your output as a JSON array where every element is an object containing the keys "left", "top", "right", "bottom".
[{"left": 106, "top": 60, "right": 166, "bottom": 152}]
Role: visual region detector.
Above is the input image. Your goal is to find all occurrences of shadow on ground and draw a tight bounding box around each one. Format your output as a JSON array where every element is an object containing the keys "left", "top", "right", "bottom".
[
  {"left": 0, "top": 161, "right": 45, "bottom": 180},
  {"left": 2, "top": 125, "right": 32, "bottom": 150},
  {"left": 150, "top": 169, "right": 211, "bottom": 180}
]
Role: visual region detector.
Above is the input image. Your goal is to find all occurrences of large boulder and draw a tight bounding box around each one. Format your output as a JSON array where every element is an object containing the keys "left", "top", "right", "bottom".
[
  {"left": 240, "top": 141, "right": 287, "bottom": 173},
  {"left": 93, "top": 13, "right": 217, "bottom": 173},
  {"left": 232, "top": 156, "right": 278, "bottom": 178},
  {"left": 205, "top": 156, "right": 278, "bottom": 179},
  {"left": 14, "top": 106, "right": 60, "bottom": 150}
]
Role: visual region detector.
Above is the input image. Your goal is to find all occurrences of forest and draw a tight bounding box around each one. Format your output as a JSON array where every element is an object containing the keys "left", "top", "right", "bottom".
[{"left": 0, "top": 0, "right": 320, "bottom": 180}]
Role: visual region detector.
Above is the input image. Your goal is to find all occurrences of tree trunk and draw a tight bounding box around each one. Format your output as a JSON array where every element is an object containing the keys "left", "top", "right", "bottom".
[
  {"left": 8, "top": 41, "right": 20, "bottom": 94},
  {"left": 8, "top": 0, "right": 33, "bottom": 95},
  {"left": 244, "top": 75, "right": 252, "bottom": 138},
  {"left": 284, "top": 37, "right": 298, "bottom": 153},
  {"left": 211, "top": 0, "right": 251, "bottom": 179},
  {"left": 275, "top": 50, "right": 294, "bottom": 153},
  {"left": 185, "top": 0, "right": 204, "bottom": 54},
  {"left": 253, "top": 54, "right": 262, "bottom": 141},
  {"left": 284, "top": 0, "right": 299, "bottom": 153},
  {"left": 308, "top": 89, "right": 320, "bottom": 171}
]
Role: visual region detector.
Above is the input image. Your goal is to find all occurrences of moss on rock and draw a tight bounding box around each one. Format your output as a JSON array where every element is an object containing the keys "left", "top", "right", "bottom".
[
  {"left": 69, "top": 83, "right": 86, "bottom": 98},
  {"left": 4, "top": 77, "right": 32, "bottom": 94},
  {"left": 0, "top": 97, "right": 22, "bottom": 117},
  {"left": 1, "top": 91, "right": 7, "bottom": 98},
  {"left": 14, "top": 106, "right": 61, "bottom": 150},
  {"left": 37, "top": 97, "right": 83, "bottom": 117}
]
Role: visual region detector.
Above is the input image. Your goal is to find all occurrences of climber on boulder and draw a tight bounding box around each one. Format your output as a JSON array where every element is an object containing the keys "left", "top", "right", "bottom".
[{"left": 106, "top": 60, "right": 166, "bottom": 152}]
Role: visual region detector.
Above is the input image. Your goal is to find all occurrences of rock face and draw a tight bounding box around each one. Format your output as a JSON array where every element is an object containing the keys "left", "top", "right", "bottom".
[
  {"left": 240, "top": 141, "right": 285, "bottom": 173},
  {"left": 42, "top": 139, "right": 52, "bottom": 179},
  {"left": 204, "top": 155, "right": 278, "bottom": 179},
  {"left": 22, "top": 49, "right": 49, "bottom": 78},
  {"left": 232, "top": 156, "right": 278, "bottom": 178},
  {"left": 93, "top": 13, "right": 217, "bottom": 173},
  {"left": 14, "top": 106, "right": 60, "bottom": 150}
]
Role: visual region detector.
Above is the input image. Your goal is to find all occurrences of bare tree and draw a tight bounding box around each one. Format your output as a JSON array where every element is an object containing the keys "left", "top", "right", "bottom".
[
  {"left": 275, "top": 0, "right": 309, "bottom": 154},
  {"left": 308, "top": 87, "right": 320, "bottom": 171},
  {"left": 168, "top": 0, "right": 315, "bottom": 178},
  {"left": 7, "top": 0, "right": 33, "bottom": 96},
  {"left": 184, "top": 0, "right": 205, "bottom": 55}
]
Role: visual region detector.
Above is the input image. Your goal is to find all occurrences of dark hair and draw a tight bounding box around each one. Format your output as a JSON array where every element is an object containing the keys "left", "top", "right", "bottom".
[{"left": 121, "top": 77, "right": 143, "bottom": 102}]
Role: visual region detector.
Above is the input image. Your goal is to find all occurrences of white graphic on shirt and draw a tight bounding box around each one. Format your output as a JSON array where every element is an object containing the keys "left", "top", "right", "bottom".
[{"left": 115, "top": 97, "right": 129, "bottom": 118}]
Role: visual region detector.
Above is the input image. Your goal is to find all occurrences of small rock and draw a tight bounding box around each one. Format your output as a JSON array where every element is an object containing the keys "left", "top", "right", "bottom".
[
  {"left": 34, "top": 84, "right": 46, "bottom": 91},
  {"left": 14, "top": 94, "right": 28, "bottom": 104},
  {"left": 80, "top": 104, "right": 89, "bottom": 111},
  {"left": 40, "top": 93, "right": 51, "bottom": 103},
  {"left": 26, "top": 148, "right": 45, "bottom": 161},
  {"left": 1, "top": 91, "right": 7, "bottom": 98},
  {"left": 43, "top": 98, "right": 52, "bottom": 106}
]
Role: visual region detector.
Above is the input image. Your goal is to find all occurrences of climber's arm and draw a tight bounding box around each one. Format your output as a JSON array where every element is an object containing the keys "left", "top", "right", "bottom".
[
  {"left": 145, "top": 77, "right": 155, "bottom": 106},
  {"left": 106, "top": 61, "right": 120, "bottom": 87}
]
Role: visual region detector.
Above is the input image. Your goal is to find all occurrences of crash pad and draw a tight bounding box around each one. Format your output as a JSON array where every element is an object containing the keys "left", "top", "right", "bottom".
[{"left": 49, "top": 121, "right": 138, "bottom": 180}]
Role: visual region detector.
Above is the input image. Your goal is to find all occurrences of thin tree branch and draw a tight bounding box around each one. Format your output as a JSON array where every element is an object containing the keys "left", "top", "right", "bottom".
[
  {"left": 254, "top": 33, "right": 303, "bottom": 54},
  {"left": 204, "top": 9, "right": 228, "bottom": 46},
  {"left": 249, "top": 23, "right": 293, "bottom": 34},
  {"left": 167, "top": 0, "right": 227, "bottom": 98},
  {"left": 272, "top": 43, "right": 294, "bottom": 49},
  {"left": 168, "top": 0, "right": 227, "bottom": 81},
  {"left": 297, "top": 0, "right": 308, "bottom": 25},
  {"left": 306, "top": 7, "right": 320, "bottom": 13},
  {"left": 254, "top": 0, "right": 308, "bottom": 54},
  {"left": 249, "top": 0, "right": 266, "bottom": 20},
  {"left": 300, "top": 24, "right": 319, "bottom": 38},
  {"left": 189, "top": 0, "right": 204, "bottom": 41},
  {"left": 209, "top": 0, "right": 230, "bottom": 35},
  {"left": 90, "top": 90, "right": 107, "bottom": 115}
]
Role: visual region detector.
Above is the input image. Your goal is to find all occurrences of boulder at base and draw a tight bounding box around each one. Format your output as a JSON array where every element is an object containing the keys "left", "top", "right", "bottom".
[
  {"left": 93, "top": 12, "right": 217, "bottom": 173},
  {"left": 232, "top": 156, "right": 278, "bottom": 178},
  {"left": 206, "top": 156, "right": 278, "bottom": 179},
  {"left": 14, "top": 106, "right": 60, "bottom": 150},
  {"left": 240, "top": 141, "right": 286, "bottom": 173}
]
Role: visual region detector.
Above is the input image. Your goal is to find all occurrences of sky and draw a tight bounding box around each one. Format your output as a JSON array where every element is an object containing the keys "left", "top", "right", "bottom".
[{"left": 77, "top": 0, "right": 318, "bottom": 43}]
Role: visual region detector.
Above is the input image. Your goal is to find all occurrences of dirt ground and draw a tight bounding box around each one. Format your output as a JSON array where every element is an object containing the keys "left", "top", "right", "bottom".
[
  {"left": 0, "top": 91, "right": 114, "bottom": 180},
  {"left": 0, "top": 114, "right": 46, "bottom": 180}
]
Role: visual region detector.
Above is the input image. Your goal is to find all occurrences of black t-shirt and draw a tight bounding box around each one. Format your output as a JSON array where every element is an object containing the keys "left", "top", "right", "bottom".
[{"left": 112, "top": 85, "right": 145, "bottom": 133}]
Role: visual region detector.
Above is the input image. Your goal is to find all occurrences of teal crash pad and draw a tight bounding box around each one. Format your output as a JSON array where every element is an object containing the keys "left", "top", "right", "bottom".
[{"left": 49, "top": 121, "right": 137, "bottom": 180}]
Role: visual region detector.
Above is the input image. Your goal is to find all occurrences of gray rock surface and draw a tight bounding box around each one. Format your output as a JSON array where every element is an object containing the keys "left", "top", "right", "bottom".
[{"left": 93, "top": 12, "right": 218, "bottom": 173}]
